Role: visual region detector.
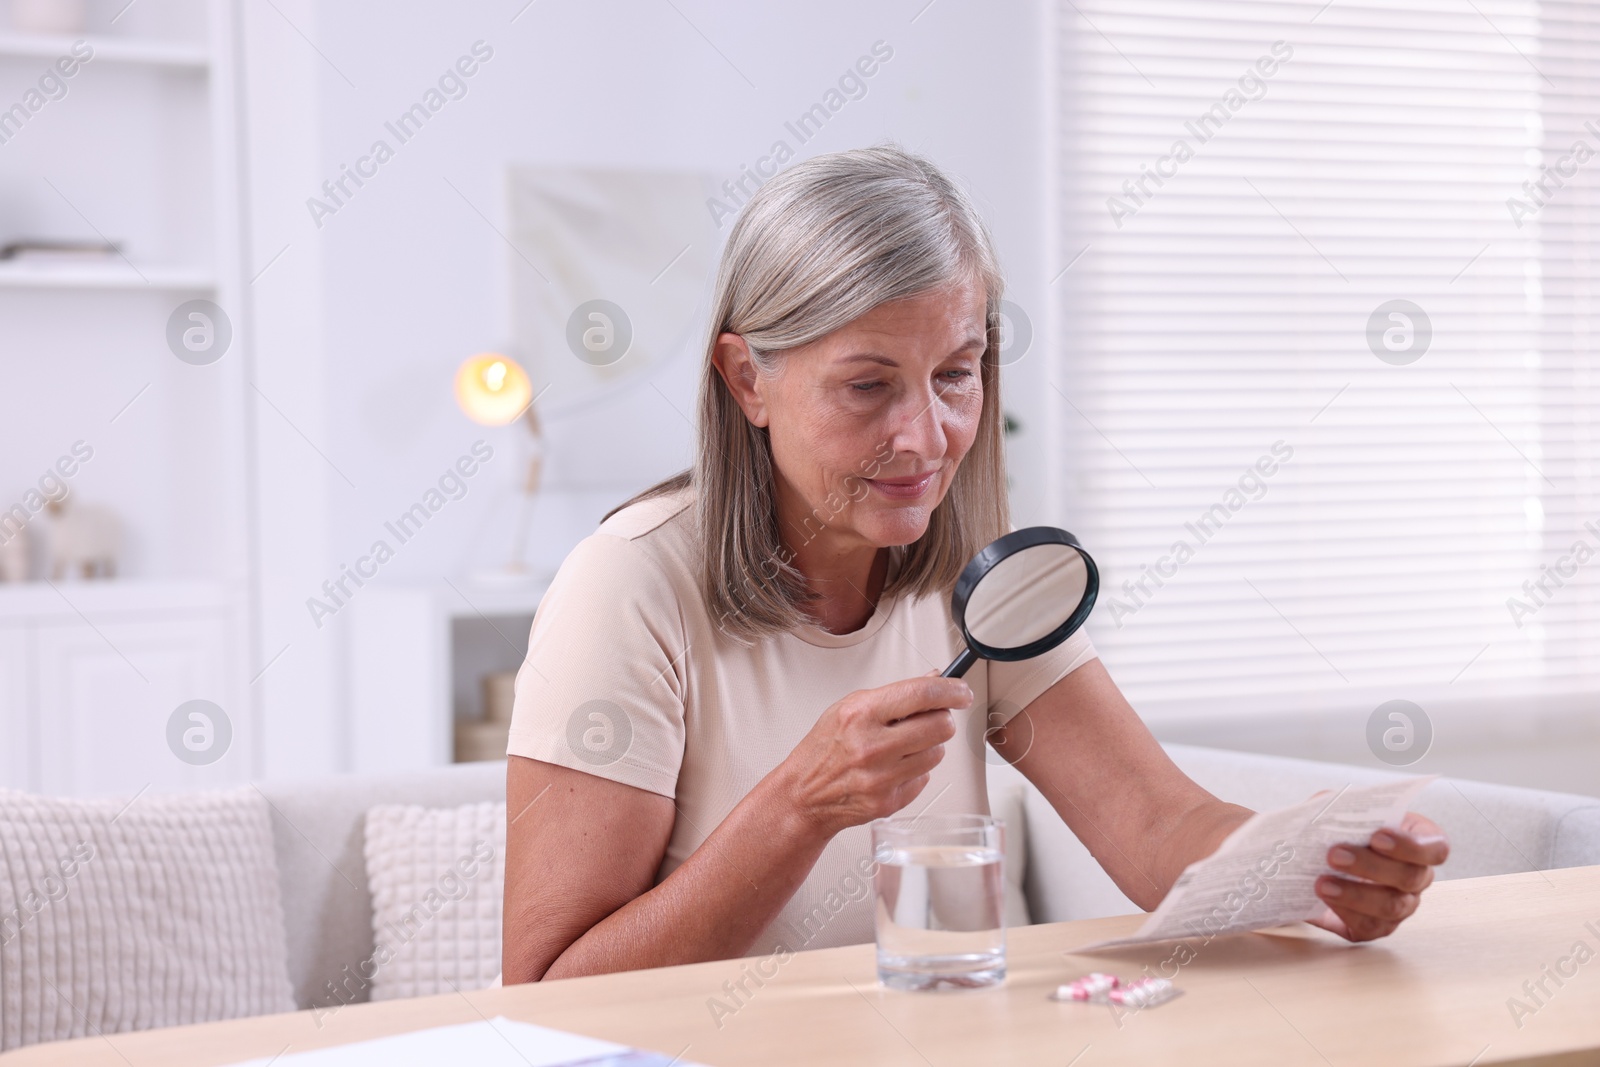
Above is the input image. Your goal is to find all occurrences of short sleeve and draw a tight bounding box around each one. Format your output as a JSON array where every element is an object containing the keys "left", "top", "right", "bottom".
[
  {"left": 505, "top": 531, "right": 689, "bottom": 799},
  {"left": 985, "top": 626, "right": 1099, "bottom": 727}
]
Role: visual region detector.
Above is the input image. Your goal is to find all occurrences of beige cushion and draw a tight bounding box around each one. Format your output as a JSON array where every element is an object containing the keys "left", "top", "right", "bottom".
[
  {"left": 0, "top": 786, "right": 294, "bottom": 1052},
  {"left": 362, "top": 801, "right": 505, "bottom": 1000},
  {"left": 255, "top": 761, "right": 506, "bottom": 1011}
]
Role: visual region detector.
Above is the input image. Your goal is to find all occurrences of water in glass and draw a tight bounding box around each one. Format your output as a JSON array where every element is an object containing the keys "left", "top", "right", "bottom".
[{"left": 872, "top": 814, "right": 1005, "bottom": 990}]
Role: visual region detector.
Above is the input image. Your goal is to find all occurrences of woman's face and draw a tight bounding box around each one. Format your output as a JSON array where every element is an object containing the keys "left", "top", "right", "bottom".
[{"left": 717, "top": 278, "right": 989, "bottom": 553}]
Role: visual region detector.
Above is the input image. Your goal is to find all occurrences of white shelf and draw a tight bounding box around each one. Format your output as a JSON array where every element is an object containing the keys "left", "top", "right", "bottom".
[
  {"left": 0, "top": 260, "right": 215, "bottom": 291},
  {"left": 0, "top": 32, "right": 208, "bottom": 69},
  {"left": 0, "top": 578, "right": 234, "bottom": 622}
]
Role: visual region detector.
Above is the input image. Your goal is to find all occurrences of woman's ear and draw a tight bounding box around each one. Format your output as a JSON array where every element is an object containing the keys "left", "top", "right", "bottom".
[{"left": 711, "top": 332, "right": 771, "bottom": 428}]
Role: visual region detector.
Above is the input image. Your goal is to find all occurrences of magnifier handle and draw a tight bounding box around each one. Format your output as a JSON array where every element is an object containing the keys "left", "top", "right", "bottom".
[{"left": 941, "top": 647, "right": 979, "bottom": 679}]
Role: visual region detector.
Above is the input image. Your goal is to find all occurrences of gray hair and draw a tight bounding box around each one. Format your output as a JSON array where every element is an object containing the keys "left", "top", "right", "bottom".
[{"left": 606, "top": 144, "right": 1010, "bottom": 641}]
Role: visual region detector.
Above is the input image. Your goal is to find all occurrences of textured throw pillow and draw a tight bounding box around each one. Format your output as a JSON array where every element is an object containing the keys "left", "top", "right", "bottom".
[
  {"left": 362, "top": 801, "right": 506, "bottom": 1001},
  {"left": 0, "top": 786, "right": 295, "bottom": 1052}
]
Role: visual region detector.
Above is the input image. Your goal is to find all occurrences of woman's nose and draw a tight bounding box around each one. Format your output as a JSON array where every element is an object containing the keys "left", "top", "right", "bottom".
[{"left": 887, "top": 388, "right": 950, "bottom": 459}]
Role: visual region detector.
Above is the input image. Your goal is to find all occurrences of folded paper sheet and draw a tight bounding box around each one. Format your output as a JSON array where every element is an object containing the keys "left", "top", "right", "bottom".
[
  {"left": 221, "top": 1017, "right": 705, "bottom": 1067},
  {"left": 1073, "top": 776, "right": 1436, "bottom": 952}
]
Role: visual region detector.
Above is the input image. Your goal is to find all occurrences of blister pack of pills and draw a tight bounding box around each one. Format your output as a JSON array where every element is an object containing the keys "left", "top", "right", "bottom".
[{"left": 1049, "top": 972, "right": 1181, "bottom": 1009}]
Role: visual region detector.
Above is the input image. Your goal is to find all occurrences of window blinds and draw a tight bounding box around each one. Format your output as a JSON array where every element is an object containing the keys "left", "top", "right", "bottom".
[{"left": 1055, "top": 0, "right": 1600, "bottom": 719}]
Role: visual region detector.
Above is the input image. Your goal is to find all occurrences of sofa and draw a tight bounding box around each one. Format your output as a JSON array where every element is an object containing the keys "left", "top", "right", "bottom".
[
  {"left": 256, "top": 745, "right": 1600, "bottom": 1010},
  {"left": 4, "top": 744, "right": 1599, "bottom": 1052}
]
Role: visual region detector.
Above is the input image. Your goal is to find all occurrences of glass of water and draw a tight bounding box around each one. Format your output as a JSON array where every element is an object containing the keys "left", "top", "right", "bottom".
[{"left": 871, "top": 813, "right": 1005, "bottom": 991}]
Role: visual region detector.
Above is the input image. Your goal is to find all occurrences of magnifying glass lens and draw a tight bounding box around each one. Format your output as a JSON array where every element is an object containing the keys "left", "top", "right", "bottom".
[
  {"left": 939, "top": 527, "right": 1099, "bottom": 678},
  {"left": 963, "top": 543, "right": 1090, "bottom": 651}
]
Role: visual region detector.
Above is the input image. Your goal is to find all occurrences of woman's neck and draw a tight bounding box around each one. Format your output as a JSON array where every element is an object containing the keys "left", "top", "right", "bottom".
[
  {"left": 774, "top": 486, "right": 890, "bottom": 634},
  {"left": 793, "top": 542, "right": 888, "bottom": 634}
]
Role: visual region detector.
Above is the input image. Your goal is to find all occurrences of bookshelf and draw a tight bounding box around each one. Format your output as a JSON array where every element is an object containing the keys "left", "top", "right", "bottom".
[
  {"left": 0, "top": 30, "right": 209, "bottom": 68},
  {"left": 0, "top": 0, "right": 254, "bottom": 794}
]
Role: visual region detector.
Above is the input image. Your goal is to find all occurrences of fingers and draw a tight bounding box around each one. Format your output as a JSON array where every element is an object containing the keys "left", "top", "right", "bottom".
[
  {"left": 873, "top": 676, "right": 972, "bottom": 725},
  {"left": 899, "top": 742, "right": 946, "bottom": 778},
  {"left": 1326, "top": 842, "right": 1435, "bottom": 895},
  {"left": 1310, "top": 813, "right": 1446, "bottom": 942},
  {"left": 1373, "top": 815, "right": 1451, "bottom": 867},
  {"left": 1314, "top": 875, "right": 1420, "bottom": 941},
  {"left": 1304, "top": 908, "right": 1353, "bottom": 941},
  {"left": 889, "top": 771, "right": 934, "bottom": 812},
  {"left": 884, "top": 709, "right": 956, "bottom": 760},
  {"left": 802, "top": 674, "right": 970, "bottom": 829},
  {"left": 1302, "top": 797, "right": 1449, "bottom": 867}
]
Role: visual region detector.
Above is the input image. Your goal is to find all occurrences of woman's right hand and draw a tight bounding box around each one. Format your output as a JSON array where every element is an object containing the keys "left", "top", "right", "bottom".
[{"left": 778, "top": 674, "right": 971, "bottom": 836}]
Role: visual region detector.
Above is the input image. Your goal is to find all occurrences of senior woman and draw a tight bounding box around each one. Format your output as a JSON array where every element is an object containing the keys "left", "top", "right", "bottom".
[{"left": 501, "top": 146, "right": 1449, "bottom": 983}]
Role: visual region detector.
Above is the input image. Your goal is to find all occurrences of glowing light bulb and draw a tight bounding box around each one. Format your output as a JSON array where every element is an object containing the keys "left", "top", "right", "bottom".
[{"left": 455, "top": 353, "right": 532, "bottom": 426}]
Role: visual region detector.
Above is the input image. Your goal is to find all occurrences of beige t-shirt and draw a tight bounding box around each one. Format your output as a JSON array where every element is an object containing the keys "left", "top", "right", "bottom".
[{"left": 506, "top": 485, "right": 1099, "bottom": 956}]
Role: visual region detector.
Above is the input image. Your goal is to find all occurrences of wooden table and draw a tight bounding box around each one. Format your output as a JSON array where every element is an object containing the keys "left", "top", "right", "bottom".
[{"left": 6, "top": 866, "right": 1600, "bottom": 1067}]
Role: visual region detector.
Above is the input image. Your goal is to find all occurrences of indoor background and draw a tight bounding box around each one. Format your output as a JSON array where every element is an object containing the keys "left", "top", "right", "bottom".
[{"left": 1, "top": 0, "right": 1594, "bottom": 802}]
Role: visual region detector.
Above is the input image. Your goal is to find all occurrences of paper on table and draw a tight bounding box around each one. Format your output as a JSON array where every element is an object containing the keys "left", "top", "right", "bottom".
[
  {"left": 219, "top": 1017, "right": 708, "bottom": 1067},
  {"left": 1072, "top": 775, "right": 1436, "bottom": 952}
]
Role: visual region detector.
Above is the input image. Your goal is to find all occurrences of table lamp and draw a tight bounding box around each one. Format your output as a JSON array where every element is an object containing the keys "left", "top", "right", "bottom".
[{"left": 454, "top": 352, "right": 544, "bottom": 582}]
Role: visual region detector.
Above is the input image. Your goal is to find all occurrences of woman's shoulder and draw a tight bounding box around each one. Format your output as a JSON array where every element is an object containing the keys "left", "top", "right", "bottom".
[
  {"left": 549, "top": 483, "right": 697, "bottom": 606},
  {"left": 596, "top": 482, "right": 694, "bottom": 542}
]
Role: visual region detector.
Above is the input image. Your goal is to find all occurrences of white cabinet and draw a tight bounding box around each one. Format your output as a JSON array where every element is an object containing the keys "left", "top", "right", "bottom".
[
  {"left": 0, "top": 582, "right": 244, "bottom": 797},
  {"left": 35, "top": 615, "right": 234, "bottom": 796},
  {"left": 349, "top": 580, "right": 549, "bottom": 772}
]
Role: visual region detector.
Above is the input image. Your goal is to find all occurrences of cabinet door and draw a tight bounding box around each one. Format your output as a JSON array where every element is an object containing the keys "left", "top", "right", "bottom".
[
  {"left": 0, "top": 625, "right": 30, "bottom": 791},
  {"left": 35, "top": 612, "right": 241, "bottom": 797}
]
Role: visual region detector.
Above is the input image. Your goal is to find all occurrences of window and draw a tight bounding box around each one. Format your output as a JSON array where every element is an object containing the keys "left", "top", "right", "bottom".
[{"left": 1056, "top": 0, "right": 1600, "bottom": 719}]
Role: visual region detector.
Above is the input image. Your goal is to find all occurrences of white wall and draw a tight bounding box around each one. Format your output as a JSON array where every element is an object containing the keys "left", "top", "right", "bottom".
[{"left": 238, "top": 0, "right": 1055, "bottom": 778}]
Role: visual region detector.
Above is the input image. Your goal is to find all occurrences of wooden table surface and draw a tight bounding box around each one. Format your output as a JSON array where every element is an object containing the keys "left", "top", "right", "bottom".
[{"left": 5, "top": 866, "right": 1600, "bottom": 1067}]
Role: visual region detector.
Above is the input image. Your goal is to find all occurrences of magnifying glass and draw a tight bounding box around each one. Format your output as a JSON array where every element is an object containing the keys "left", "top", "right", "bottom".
[{"left": 940, "top": 527, "right": 1099, "bottom": 678}]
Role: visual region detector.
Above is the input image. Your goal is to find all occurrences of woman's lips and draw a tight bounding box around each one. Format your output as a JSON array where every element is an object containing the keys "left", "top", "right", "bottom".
[{"left": 867, "top": 471, "right": 937, "bottom": 499}]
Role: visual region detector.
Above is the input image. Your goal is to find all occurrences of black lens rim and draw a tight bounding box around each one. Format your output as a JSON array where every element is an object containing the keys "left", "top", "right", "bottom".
[{"left": 951, "top": 526, "right": 1099, "bottom": 663}]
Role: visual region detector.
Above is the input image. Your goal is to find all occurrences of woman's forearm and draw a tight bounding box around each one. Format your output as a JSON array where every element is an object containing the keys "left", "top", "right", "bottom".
[
  {"left": 1144, "top": 797, "right": 1255, "bottom": 907},
  {"left": 541, "top": 764, "right": 834, "bottom": 979}
]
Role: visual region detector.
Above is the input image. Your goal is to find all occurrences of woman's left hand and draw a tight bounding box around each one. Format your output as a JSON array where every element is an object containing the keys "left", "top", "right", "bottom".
[{"left": 1310, "top": 811, "right": 1450, "bottom": 942}]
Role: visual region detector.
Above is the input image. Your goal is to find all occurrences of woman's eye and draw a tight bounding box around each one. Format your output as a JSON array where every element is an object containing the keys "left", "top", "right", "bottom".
[{"left": 851, "top": 381, "right": 884, "bottom": 393}]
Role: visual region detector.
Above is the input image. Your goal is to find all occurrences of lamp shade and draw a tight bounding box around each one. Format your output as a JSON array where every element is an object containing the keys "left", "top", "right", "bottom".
[{"left": 454, "top": 353, "right": 533, "bottom": 426}]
